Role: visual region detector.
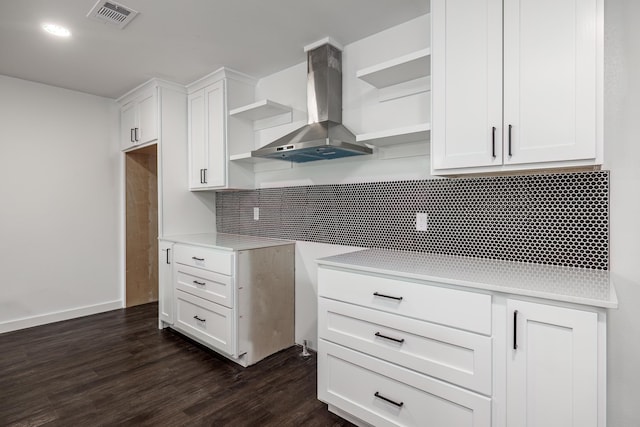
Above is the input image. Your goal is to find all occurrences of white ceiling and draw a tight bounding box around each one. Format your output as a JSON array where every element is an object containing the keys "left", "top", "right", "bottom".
[{"left": 0, "top": 0, "right": 429, "bottom": 99}]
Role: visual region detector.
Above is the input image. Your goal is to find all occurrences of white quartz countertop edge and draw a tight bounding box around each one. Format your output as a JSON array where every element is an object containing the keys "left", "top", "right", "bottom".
[
  {"left": 160, "top": 233, "right": 294, "bottom": 251},
  {"left": 316, "top": 259, "right": 618, "bottom": 309}
]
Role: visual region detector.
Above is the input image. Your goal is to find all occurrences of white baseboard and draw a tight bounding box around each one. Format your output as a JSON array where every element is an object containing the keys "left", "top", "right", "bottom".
[{"left": 0, "top": 300, "right": 124, "bottom": 334}]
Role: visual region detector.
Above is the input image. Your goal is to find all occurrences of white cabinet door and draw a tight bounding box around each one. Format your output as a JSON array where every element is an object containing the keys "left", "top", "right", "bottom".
[
  {"left": 432, "top": 0, "right": 601, "bottom": 174},
  {"left": 120, "top": 101, "right": 137, "bottom": 151},
  {"left": 503, "top": 0, "right": 598, "bottom": 165},
  {"left": 188, "top": 89, "right": 208, "bottom": 190},
  {"left": 431, "top": 0, "right": 503, "bottom": 170},
  {"left": 137, "top": 88, "right": 158, "bottom": 145},
  {"left": 506, "top": 299, "right": 598, "bottom": 427},
  {"left": 204, "top": 80, "right": 226, "bottom": 188},
  {"left": 120, "top": 88, "right": 158, "bottom": 151},
  {"left": 159, "top": 241, "right": 174, "bottom": 327},
  {"left": 188, "top": 80, "right": 226, "bottom": 190}
]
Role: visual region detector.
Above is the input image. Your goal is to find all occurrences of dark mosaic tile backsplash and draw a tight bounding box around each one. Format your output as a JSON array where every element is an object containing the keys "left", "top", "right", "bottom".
[{"left": 216, "top": 171, "right": 609, "bottom": 269}]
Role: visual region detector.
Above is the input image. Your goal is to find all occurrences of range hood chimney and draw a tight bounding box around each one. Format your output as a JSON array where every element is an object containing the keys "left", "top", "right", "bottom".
[{"left": 251, "top": 41, "right": 372, "bottom": 163}]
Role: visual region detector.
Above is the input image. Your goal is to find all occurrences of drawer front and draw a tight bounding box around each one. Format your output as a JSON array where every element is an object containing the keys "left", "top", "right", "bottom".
[
  {"left": 175, "top": 290, "right": 235, "bottom": 356},
  {"left": 318, "top": 340, "right": 491, "bottom": 427},
  {"left": 319, "top": 298, "right": 492, "bottom": 395},
  {"left": 318, "top": 267, "right": 491, "bottom": 335},
  {"left": 176, "top": 264, "right": 234, "bottom": 308},
  {"left": 174, "top": 244, "right": 234, "bottom": 276}
]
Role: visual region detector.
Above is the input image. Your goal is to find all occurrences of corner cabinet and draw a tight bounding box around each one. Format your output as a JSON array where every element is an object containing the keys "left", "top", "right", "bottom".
[
  {"left": 119, "top": 86, "right": 158, "bottom": 152},
  {"left": 187, "top": 68, "right": 256, "bottom": 191},
  {"left": 431, "top": 0, "right": 603, "bottom": 175}
]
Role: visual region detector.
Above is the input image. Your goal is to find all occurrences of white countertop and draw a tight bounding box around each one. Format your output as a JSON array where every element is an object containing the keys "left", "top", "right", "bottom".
[
  {"left": 316, "top": 249, "right": 618, "bottom": 309},
  {"left": 160, "top": 233, "right": 294, "bottom": 251}
]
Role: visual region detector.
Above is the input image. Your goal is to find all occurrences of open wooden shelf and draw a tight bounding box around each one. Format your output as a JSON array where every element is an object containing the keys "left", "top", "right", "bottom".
[{"left": 357, "top": 49, "right": 431, "bottom": 89}]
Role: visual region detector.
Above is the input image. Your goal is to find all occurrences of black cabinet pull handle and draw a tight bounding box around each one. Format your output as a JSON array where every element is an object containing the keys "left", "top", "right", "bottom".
[
  {"left": 373, "top": 292, "right": 403, "bottom": 301},
  {"left": 193, "top": 315, "right": 206, "bottom": 322},
  {"left": 134, "top": 127, "right": 139, "bottom": 142},
  {"left": 130, "top": 128, "right": 134, "bottom": 143},
  {"left": 375, "top": 332, "right": 405, "bottom": 344},
  {"left": 192, "top": 256, "right": 205, "bottom": 261},
  {"left": 508, "top": 124, "right": 513, "bottom": 157},
  {"left": 203, "top": 168, "right": 207, "bottom": 184},
  {"left": 492, "top": 126, "right": 496, "bottom": 158},
  {"left": 166, "top": 248, "right": 170, "bottom": 265},
  {"left": 513, "top": 310, "right": 518, "bottom": 350},
  {"left": 193, "top": 280, "right": 206, "bottom": 286},
  {"left": 374, "top": 392, "right": 404, "bottom": 408}
]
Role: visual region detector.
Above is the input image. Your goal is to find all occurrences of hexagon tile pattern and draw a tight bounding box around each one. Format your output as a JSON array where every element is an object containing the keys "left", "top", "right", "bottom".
[{"left": 216, "top": 171, "right": 609, "bottom": 270}]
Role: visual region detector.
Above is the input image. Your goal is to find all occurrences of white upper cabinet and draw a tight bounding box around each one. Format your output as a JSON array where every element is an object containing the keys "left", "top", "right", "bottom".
[
  {"left": 188, "top": 82, "right": 226, "bottom": 189},
  {"left": 431, "top": 0, "right": 503, "bottom": 170},
  {"left": 119, "top": 86, "right": 158, "bottom": 152},
  {"left": 432, "top": 0, "right": 603, "bottom": 174},
  {"left": 187, "top": 69, "right": 255, "bottom": 191}
]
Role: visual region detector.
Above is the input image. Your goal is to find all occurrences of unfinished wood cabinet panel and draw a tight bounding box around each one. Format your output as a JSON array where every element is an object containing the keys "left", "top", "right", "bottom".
[{"left": 126, "top": 144, "right": 158, "bottom": 307}]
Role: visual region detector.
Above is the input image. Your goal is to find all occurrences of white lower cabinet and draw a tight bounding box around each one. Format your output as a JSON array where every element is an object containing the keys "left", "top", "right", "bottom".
[
  {"left": 175, "top": 289, "right": 234, "bottom": 356},
  {"left": 158, "top": 241, "right": 174, "bottom": 327},
  {"left": 319, "top": 340, "right": 491, "bottom": 427},
  {"left": 161, "top": 240, "right": 295, "bottom": 367},
  {"left": 317, "top": 266, "right": 607, "bottom": 427},
  {"left": 506, "top": 299, "right": 600, "bottom": 427}
]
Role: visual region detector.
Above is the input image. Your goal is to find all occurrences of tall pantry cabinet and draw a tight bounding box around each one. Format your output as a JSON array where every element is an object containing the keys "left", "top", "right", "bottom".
[
  {"left": 117, "top": 80, "right": 216, "bottom": 309},
  {"left": 431, "top": 0, "right": 603, "bottom": 174}
]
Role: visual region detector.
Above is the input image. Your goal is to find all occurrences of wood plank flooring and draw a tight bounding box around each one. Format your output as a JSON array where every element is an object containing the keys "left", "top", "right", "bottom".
[{"left": 0, "top": 303, "right": 353, "bottom": 426}]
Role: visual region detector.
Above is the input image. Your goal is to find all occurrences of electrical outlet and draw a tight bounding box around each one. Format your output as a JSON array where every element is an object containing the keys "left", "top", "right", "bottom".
[
  {"left": 415, "top": 212, "right": 428, "bottom": 231},
  {"left": 253, "top": 207, "right": 259, "bottom": 221}
]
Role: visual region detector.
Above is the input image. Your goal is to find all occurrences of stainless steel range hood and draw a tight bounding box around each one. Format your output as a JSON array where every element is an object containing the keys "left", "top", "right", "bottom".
[{"left": 251, "top": 43, "right": 372, "bottom": 163}]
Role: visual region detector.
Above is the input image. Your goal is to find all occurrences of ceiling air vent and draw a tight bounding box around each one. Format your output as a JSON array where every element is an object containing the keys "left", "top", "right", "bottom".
[{"left": 87, "top": 0, "right": 139, "bottom": 29}]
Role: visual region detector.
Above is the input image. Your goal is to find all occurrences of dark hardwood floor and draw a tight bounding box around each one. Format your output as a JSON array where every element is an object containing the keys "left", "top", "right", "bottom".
[{"left": 0, "top": 303, "right": 353, "bottom": 427}]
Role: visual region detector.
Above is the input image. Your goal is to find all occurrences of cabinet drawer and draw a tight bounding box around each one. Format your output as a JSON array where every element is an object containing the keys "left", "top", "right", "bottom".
[
  {"left": 318, "top": 298, "right": 492, "bottom": 395},
  {"left": 318, "top": 267, "right": 492, "bottom": 335},
  {"left": 318, "top": 340, "right": 491, "bottom": 427},
  {"left": 174, "top": 244, "right": 234, "bottom": 276},
  {"left": 175, "top": 290, "right": 235, "bottom": 356},
  {"left": 175, "top": 264, "right": 234, "bottom": 308}
]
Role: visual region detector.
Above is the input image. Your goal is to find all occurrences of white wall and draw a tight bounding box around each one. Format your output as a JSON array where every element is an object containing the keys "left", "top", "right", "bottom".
[
  {"left": 253, "top": 14, "right": 433, "bottom": 188},
  {"left": 250, "top": 15, "right": 434, "bottom": 349},
  {"left": 604, "top": 0, "right": 640, "bottom": 425},
  {"left": 0, "top": 75, "right": 121, "bottom": 333}
]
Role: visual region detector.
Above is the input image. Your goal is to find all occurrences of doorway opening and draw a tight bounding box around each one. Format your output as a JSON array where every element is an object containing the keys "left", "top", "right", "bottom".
[{"left": 125, "top": 144, "right": 158, "bottom": 307}]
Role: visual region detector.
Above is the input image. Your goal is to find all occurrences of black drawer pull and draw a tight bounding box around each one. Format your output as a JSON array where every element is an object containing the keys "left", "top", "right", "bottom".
[
  {"left": 193, "top": 315, "right": 206, "bottom": 322},
  {"left": 373, "top": 292, "right": 403, "bottom": 301},
  {"left": 375, "top": 332, "right": 405, "bottom": 344},
  {"left": 374, "top": 392, "right": 404, "bottom": 408},
  {"left": 193, "top": 280, "right": 206, "bottom": 286},
  {"left": 192, "top": 256, "right": 205, "bottom": 261}
]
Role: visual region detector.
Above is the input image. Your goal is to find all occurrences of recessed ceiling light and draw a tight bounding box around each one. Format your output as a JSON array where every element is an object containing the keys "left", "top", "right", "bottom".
[{"left": 42, "top": 23, "right": 72, "bottom": 37}]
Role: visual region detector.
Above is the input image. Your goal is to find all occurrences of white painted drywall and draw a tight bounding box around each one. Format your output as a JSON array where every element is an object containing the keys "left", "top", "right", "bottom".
[
  {"left": 250, "top": 15, "right": 435, "bottom": 349},
  {"left": 604, "top": 0, "right": 640, "bottom": 425},
  {"left": 0, "top": 75, "right": 121, "bottom": 333},
  {"left": 294, "top": 241, "right": 363, "bottom": 349},
  {"left": 252, "top": 14, "right": 434, "bottom": 188}
]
